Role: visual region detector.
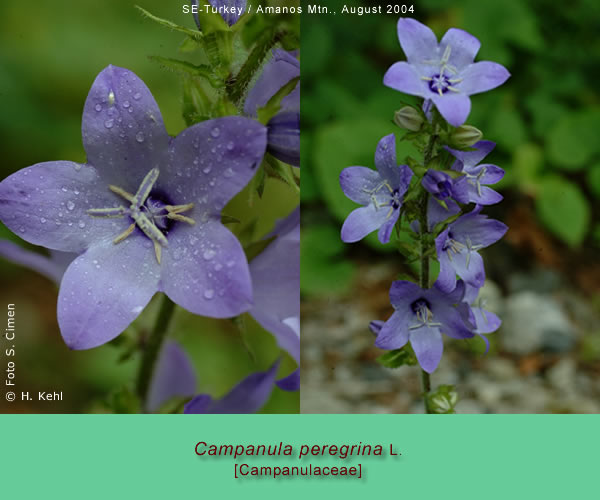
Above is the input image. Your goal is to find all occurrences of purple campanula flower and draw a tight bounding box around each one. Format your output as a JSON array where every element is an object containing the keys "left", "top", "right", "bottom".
[
  {"left": 0, "top": 65, "right": 267, "bottom": 350},
  {"left": 384, "top": 18, "right": 510, "bottom": 126},
  {"left": 461, "top": 282, "right": 501, "bottom": 353},
  {"left": 421, "top": 169, "right": 469, "bottom": 204},
  {"left": 244, "top": 49, "right": 300, "bottom": 166},
  {"left": 249, "top": 206, "right": 299, "bottom": 391},
  {"left": 191, "top": 0, "right": 247, "bottom": 28},
  {"left": 340, "top": 134, "right": 413, "bottom": 244},
  {"left": 375, "top": 280, "right": 474, "bottom": 373},
  {"left": 184, "top": 359, "right": 279, "bottom": 414},
  {"left": 147, "top": 340, "right": 197, "bottom": 412},
  {"left": 445, "top": 140, "right": 504, "bottom": 205},
  {"left": 435, "top": 206, "right": 508, "bottom": 293}
]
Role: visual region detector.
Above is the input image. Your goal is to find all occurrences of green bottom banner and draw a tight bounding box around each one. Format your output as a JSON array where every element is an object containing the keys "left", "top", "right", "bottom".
[{"left": 1, "top": 415, "right": 596, "bottom": 497}]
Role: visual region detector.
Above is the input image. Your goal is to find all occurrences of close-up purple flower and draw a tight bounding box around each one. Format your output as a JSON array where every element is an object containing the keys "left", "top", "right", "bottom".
[
  {"left": 244, "top": 49, "right": 300, "bottom": 166},
  {"left": 383, "top": 18, "right": 510, "bottom": 126},
  {"left": 191, "top": 0, "right": 247, "bottom": 28},
  {"left": 340, "top": 134, "right": 413, "bottom": 244},
  {"left": 375, "top": 280, "right": 474, "bottom": 373},
  {"left": 435, "top": 206, "right": 508, "bottom": 293},
  {"left": 249, "top": 206, "right": 300, "bottom": 390},
  {"left": 0, "top": 65, "right": 267, "bottom": 350},
  {"left": 444, "top": 140, "right": 504, "bottom": 205},
  {"left": 421, "top": 169, "right": 469, "bottom": 204},
  {"left": 183, "top": 359, "right": 279, "bottom": 414}
]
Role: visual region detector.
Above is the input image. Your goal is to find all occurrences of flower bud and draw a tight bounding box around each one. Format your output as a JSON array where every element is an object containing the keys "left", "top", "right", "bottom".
[
  {"left": 394, "top": 106, "right": 423, "bottom": 132},
  {"left": 450, "top": 125, "right": 483, "bottom": 148}
]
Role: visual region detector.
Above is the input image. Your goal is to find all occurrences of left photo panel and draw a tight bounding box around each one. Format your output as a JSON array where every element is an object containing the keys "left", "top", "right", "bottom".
[{"left": 0, "top": 0, "right": 300, "bottom": 413}]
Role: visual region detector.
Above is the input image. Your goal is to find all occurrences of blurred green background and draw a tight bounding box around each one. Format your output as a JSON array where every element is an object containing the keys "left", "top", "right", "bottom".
[
  {"left": 0, "top": 0, "right": 299, "bottom": 413},
  {"left": 301, "top": 0, "right": 600, "bottom": 413}
]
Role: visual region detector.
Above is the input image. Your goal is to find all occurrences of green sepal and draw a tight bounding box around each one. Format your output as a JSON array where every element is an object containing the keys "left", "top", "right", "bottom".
[
  {"left": 376, "top": 346, "right": 418, "bottom": 368},
  {"left": 195, "top": 6, "right": 230, "bottom": 34},
  {"left": 203, "top": 31, "right": 234, "bottom": 77},
  {"left": 425, "top": 384, "right": 458, "bottom": 414},
  {"left": 182, "top": 76, "right": 213, "bottom": 126},
  {"left": 220, "top": 214, "right": 241, "bottom": 225},
  {"left": 179, "top": 36, "right": 202, "bottom": 53},
  {"left": 264, "top": 154, "right": 300, "bottom": 193},
  {"left": 248, "top": 162, "right": 267, "bottom": 206},
  {"left": 135, "top": 6, "right": 203, "bottom": 41},
  {"left": 148, "top": 56, "right": 224, "bottom": 89},
  {"left": 257, "top": 76, "right": 299, "bottom": 124}
]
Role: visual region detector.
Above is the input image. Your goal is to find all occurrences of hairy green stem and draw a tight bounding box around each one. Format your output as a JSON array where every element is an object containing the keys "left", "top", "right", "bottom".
[{"left": 136, "top": 294, "right": 177, "bottom": 410}]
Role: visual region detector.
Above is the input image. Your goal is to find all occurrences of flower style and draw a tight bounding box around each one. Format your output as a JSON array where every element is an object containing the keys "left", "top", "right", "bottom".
[
  {"left": 340, "top": 134, "right": 413, "bottom": 244},
  {"left": 244, "top": 49, "right": 300, "bottom": 166},
  {"left": 383, "top": 18, "right": 510, "bottom": 126},
  {"left": 375, "top": 280, "right": 474, "bottom": 373},
  {"left": 191, "top": 0, "right": 247, "bottom": 28},
  {"left": 249, "top": 206, "right": 300, "bottom": 390},
  {"left": 0, "top": 65, "right": 267, "bottom": 350},
  {"left": 445, "top": 140, "right": 504, "bottom": 205},
  {"left": 435, "top": 206, "right": 508, "bottom": 293},
  {"left": 184, "top": 359, "right": 279, "bottom": 414}
]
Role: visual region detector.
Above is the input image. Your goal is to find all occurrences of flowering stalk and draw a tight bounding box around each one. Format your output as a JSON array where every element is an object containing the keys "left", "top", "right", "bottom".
[{"left": 136, "top": 295, "right": 177, "bottom": 409}]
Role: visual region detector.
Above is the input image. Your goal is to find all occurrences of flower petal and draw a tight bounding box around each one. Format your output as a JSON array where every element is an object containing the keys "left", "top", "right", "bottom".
[
  {"left": 434, "top": 229, "right": 457, "bottom": 293},
  {"left": 446, "top": 140, "right": 496, "bottom": 170},
  {"left": 369, "top": 320, "right": 385, "bottom": 336},
  {"left": 0, "top": 241, "right": 74, "bottom": 284},
  {"left": 431, "top": 93, "right": 472, "bottom": 127},
  {"left": 146, "top": 340, "right": 196, "bottom": 412},
  {"left": 374, "top": 134, "right": 413, "bottom": 190},
  {"left": 478, "top": 164, "right": 505, "bottom": 184},
  {"left": 58, "top": 237, "right": 160, "bottom": 349},
  {"left": 409, "top": 326, "right": 443, "bottom": 373},
  {"left": 378, "top": 208, "right": 400, "bottom": 244},
  {"left": 166, "top": 116, "right": 267, "bottom": 211},
  {"left": 267, "top": 110, "right": 300, "bottom": 166},
  {"left": 459, "top": 61, "right": 510, "bottom": 96},
  {"left": 389, "top": 280, "right": 422, "bottom": 308},
  {"left": 160, "top": 218, "right": 252, "bottom": 318},
  {"left": 446, "top": 249, "right": 485, "bottom": 289},
  {"left": 440, "top": 28, "right": 480, "bottom": 68},
  {"left": 452, "top": 212, "right": 508, "bottom": 248},
  {"left": 432, "top": 305, "right": 474, "bottom": 340},
  {"left": 375, "top": 310, "right": 411, "bottom": 350},
  {"left": 396, "top": 18, "right": 438, "bottom": 64},
  {"left": 0, "top": 161, "right": 129, "bottom": 253},
  {"left": 340, "top": 204, "right": 390, "bottom": 243},
  {"left": 383, "top": 61, "right": 428, "bottom": 97},
  {"left": 276, "top": 369, "right": 300, "bottom": 391},
  {"left": 472, "top": 307, "right": 501, "bottom": 334},
  {"left": 427, "top": 196, "right": 460, "bottom": 229},
  {"left": 340, "top": 166, "right": 384, "bottom": 205},
  {"left": 82, "top": 65, "right": 170, "bottom": 189},
  {"left": 183, "top": 394, "right": 213, "bottom": 413}
]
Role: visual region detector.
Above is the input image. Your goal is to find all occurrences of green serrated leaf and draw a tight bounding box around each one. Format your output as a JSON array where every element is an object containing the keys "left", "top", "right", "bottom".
[
  {"left": 257, "top": 76, "right": 299, "bottom": 124},
  {"left": 135, "top": 6, "right": 203, "bottom": 41},
  {"left": 376, "top": 347, "right": 417, "bottom": 368}
]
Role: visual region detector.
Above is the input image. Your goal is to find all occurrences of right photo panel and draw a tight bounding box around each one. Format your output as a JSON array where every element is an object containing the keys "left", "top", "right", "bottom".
[{"left": 301, "top": 0, "right": 600, "bottom": 414}]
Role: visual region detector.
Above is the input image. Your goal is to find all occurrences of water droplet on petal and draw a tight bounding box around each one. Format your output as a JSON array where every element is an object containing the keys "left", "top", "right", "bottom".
[
  {"left": 136, "top": 132, "right": 145, "bottom": 143},
  {"left": 104, "top": 119, "right": 114, "bottom": 129},
  {"left": 226, "top": 141, "right": 234, "bottom": 151},
  {"left": 74, "top": 164, "right": 82, "bottom": 171},
  {"left": 202, "top": 166, "right": 211, "bottom": 174},
  {"left": 123, "top": 100, "right": 130, "bottom": 108},
  {"left": 133, "top": 92, "right": 141, "bottom": 100},
  {"left": 78, "top": 221, "right": 86, "bottom": 228},
  {"left": 210, "top": 127, "right": 220, "bottom": 138},
  {"left": 19, "top": 226, "right": 25, "bottom": 233},
  {"left": 226, "top": 260, "right": 235, "bottom": 268},
  {"left": 204, "top": 289, "right": 215, "bottom": 300},
  {"left": 61, "top": 187, "right": 68, "bottom": 192},
  {"left": 40, "top": 217, "right": 46, "bottom": 224},
  {"left": 203, "top": 249, "right": 216, "bottom": 260},
  {"left": 67, "top": 201, "right": 75, "bottom": 211},
  {"left": 95, "top": 104, "right": 102, "bottom": 112},
  {"left": 224, "top": 168, "right": 234, "bottom": 178}
]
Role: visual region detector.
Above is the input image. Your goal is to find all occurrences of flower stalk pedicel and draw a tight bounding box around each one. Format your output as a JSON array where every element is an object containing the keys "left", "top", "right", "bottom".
[{"left": 339, "top": 18, "right": 510, "bottom": 413}]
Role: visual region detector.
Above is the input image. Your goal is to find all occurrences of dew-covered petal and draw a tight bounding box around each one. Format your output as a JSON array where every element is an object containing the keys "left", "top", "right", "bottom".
[
  {"left": 409, "top": 326, "right": 443, "bottom": 373},
  {"left": 446, "top": 140, "right": 496, "bottom": 170},
  {"left": 166, "top": 117, "right": 267, "bottom": 211},
  {"left": 0, "top": 241, "right": 74, "bottom": 285},
  {"left": 244, "top": 49, "right": 300, "bottom": 115},
  {"left": 58, "top": 236, "right": 160, "bottom": 349},
  {"left": 375, "top": 310, "right": 411, "bottom": 350},
  {"left": 276, "top": 369, "right": 300, "bottom": 391},
  {"left": 146, "top": 340, "right": 196, "bottom": 412},
  {"left": 378, "top": 208, "right": 399, "bottom": 244},
  {"left": 339, "top": 166, "right": 384, "bottom": 205},
  {"left": 431, "top": 93, "right": 472, "bottom": 127},
  {"left": 0, "top": 161, "right": 130, "bottom": 253},
  {"left": 439, "top": 28, "right": 480, "bottom": 69},
  {"left": 160, "top": 218, "right": 252, "bottom": 318},
  {"left": 383, "top": 62, "right": 428, "bottom": 97},
  {"left": 267, "top": 110, "right": 300, "bottom": 166},
  {"left": 249, "top": 210, "right": 300, "bottom": 362},
  {"left": 82, "top": 65, "right": 170, "bottom": 189},
  {"left": 396, "top": 18, "right": 439, "bottom": 64},
  {"left": 340, "top": 204, "right": 390, "bottom": 243},
  {"left": 185, "top": 360, "right": 280, "bottom": 414},
  {"left": 459, "top": 61, "right": 510, "bottom": 96}
]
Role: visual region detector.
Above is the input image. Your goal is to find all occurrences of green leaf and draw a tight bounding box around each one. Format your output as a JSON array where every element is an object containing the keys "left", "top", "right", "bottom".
[
  {"left": 487, "top": 105, "right": 526, "bottom": 151},
  {"left": 547, "top": 110, "right": 600, "bottom": 170},
  {"left": 300, "top": 224, "right": 355, "bottom": 297},
  {"left": 376, "top": 347, "right": 417, "bottom": 368},
  {"left": 257, "top": 76, "right": 299, "bottom": 124},
  {"left": 134, "top": 6, "right": 203, "bottom": 41},
  {"left": 536, "top": 176, "right": 590, "bottom": 247},
  {"left": 148, "top": 56, "right": 223, "bottom": 88},
  {"left": 587, "top": 162, "right": 600, "bottom": 199}
]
